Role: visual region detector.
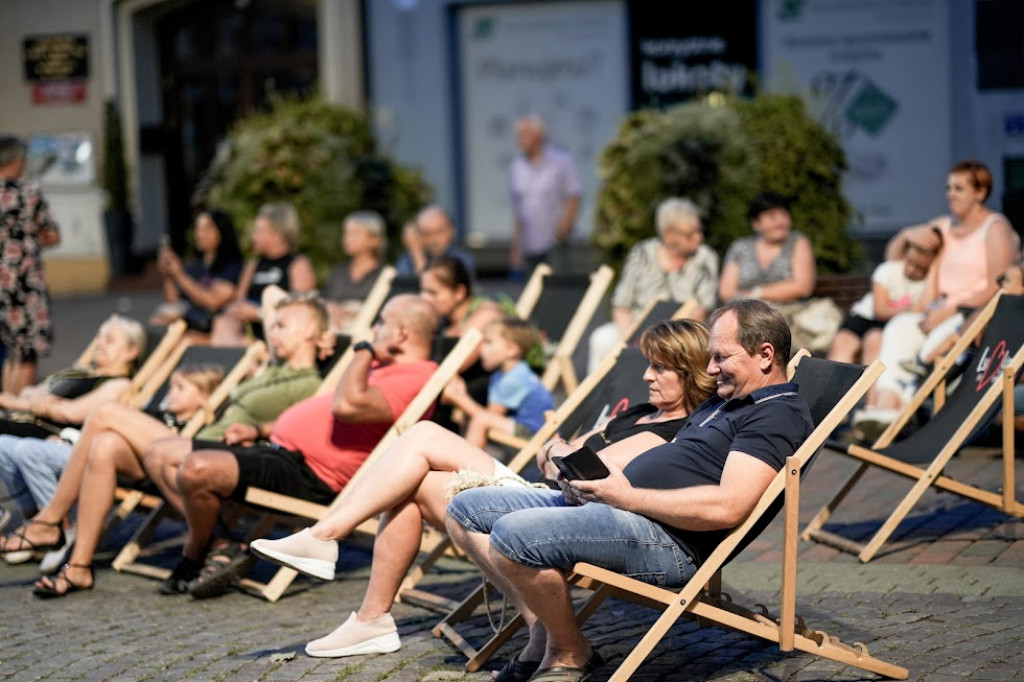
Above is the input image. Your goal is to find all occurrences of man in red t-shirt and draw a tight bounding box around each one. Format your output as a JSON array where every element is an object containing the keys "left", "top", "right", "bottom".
[{"left": 170, "top": 294, "right": 439, "bottom": 596}]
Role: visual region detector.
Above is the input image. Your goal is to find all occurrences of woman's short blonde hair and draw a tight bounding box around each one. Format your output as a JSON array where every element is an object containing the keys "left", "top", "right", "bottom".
[
  {"left": 257, "top": 202, "right": 301, "bottom": 250},
  {"left": 345, "top": 210, "right": 388, "bottom": 259},
  {"left": 101, "top": 314, "right": 147, "bottom": 371},
  {"left": 639, "top": 318, "right": 716, "bottom": 410}
]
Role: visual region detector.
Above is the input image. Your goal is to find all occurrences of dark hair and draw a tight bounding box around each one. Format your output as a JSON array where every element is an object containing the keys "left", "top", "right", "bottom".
[
  {"left": 423, "top": 255, "right": 473, "bottom": 297},
  {"left": 707, "top": 299, "right": 791, "bottom": 371},
  {"left": 199, "top": 208, "right": 243, "bottom": 273},
  {"left": 747, "top": 191, "right": 790, "bottom": 222},
  {"left": 950, "top": 158, "right": 992, "bottom": 202},
  {"left": 0, "top": 135, "right": 28, "bottom": 167}
]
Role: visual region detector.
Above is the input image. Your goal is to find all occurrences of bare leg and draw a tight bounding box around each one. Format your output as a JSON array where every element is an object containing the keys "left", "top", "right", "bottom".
[
  {"left": 35, "top": 431, "right": 147, "bottom": 590},
  {"left": 2, "top": 403, "right": 172, "bottom": 550},
  {"left": 308, "top": 422, "right": 500, "bottom": 542},
  {"left": 445, "top": 518, "right": 547, "bottom": 666},
  {"left": 142, "top": 436, "right": 195, "bottom": 515},
  {"left": 178, "top": 449, "right": 240, "bottom": 560},
  {"left": 2, "top": 357, "right": 36, "bottom": 395},
  {"left": 827, "top": 330, "right": 861, "bottom": 364}
]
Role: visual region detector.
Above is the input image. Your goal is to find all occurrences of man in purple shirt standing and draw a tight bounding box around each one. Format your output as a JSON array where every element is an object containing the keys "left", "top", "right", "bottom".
[{"left": 509, "top": 115, "right": 582, "bottom": 275}]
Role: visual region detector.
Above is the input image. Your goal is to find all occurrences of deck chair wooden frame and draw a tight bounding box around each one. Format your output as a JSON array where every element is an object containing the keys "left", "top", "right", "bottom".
[
  {"left": 239, "top": 328, "right": 484, "bottom": 602},
  {"left": 74, "top": 319, "right": 187, "bottom": 405},
  {"left": 802, "top": 292, "right": 1024, "bottom": 562},
  {"left": 435, "top": 356, "right": 907, "bottom": 681},
  {"left": 110, "top": 342, "right": 268, "bottom": 578},
  {"left": 412, "top": 333, "right": 667, "bottom": 618},
  {"left": 347, "top": 265, "right": 397, "bottom": 336},
  {"left": 534, "top": 265, "right": 615, "bottom": 396}
]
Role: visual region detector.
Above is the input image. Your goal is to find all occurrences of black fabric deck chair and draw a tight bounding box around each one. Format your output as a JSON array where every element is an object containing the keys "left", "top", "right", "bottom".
[
  {"left": 440, "top": 355, "right": 906, "bottom": 680},
  {"left": 802, "top": 292, "right": 1024, "bottom": 562}
]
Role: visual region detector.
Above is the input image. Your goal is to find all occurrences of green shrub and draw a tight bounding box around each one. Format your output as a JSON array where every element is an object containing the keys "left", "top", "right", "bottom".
[
  {"left": 595, "top": 94, "right": 859, "bottom": 274},
  {"left": 195, "top": 96, "right": 432, "bottom": 277}
]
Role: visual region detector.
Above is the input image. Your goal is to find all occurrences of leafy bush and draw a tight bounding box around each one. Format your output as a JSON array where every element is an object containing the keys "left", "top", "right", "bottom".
[
  {"left": 595, "top": 94, "right": 859, "bottom": 274},
  {"left": 195, "top": 96, "right": 432, "bottom": 276}
]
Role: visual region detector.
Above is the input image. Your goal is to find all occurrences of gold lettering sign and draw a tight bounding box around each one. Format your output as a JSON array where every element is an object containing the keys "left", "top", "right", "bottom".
[{"left": 23, "top": 35, "right": 90, "bottom": 82}]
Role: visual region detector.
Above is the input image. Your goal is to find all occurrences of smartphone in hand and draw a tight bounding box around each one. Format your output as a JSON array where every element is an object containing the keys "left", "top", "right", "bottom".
[{"left": 551, "top": 445, "right": 610, "bottom": 481}]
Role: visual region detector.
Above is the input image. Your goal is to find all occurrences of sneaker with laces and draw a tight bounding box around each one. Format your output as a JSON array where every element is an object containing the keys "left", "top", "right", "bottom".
[
  {"left": 39, "top": 526, "right": 76, "bottom": 575},
  {"left": 249, "top": 528, "right": 337, "bottom": 581},
  {"left": 305, "top": 612, "right": 401, "bottom": 658}
]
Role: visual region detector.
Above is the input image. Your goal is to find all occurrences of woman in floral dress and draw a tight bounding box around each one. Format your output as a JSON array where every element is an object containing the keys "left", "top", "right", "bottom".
[{"left": 0, "top": 136, "right": 61, "bottom": 395}]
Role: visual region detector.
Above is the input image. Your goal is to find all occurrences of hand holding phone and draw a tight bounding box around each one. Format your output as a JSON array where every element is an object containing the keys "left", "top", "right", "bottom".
[{"left": 551, "top": 445, "right": 610, "bottom": 481}]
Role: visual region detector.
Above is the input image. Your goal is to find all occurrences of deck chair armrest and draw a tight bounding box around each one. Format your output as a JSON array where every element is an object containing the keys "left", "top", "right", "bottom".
[{"left": 244, "top": 486, "right": 330, "bottom": 519}]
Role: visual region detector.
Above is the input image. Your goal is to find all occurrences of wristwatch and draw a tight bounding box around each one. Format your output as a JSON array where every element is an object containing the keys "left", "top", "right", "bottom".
[{"left": 353, "top": 340, "right": 377, "bottom": 360}]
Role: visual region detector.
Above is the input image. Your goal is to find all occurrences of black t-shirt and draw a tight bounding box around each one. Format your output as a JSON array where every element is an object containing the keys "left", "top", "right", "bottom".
[
  {"left": 583, "top": 403, "right": 689, "bottom": 452},
  {"left": 623, "top": 383, "right": 813, "bottom": 565}
]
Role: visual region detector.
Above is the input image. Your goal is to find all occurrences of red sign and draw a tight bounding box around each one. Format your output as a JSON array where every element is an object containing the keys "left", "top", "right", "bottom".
[{"left": 32, "top": 81, "right": 87, "bottom": 105}]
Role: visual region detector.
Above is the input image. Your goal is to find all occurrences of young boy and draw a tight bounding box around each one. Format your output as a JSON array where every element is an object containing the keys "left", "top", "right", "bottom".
[
  {"left": 442, "top": 318, "right": 554, "bottom": 448},
  {"left": 828, "top": 236, "right": 941, "bottom": 365}
]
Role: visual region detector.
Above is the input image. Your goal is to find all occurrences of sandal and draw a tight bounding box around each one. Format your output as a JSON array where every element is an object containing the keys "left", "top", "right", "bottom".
[
  {"left": 33, "top": 562, "right": 94, "bottom": 599},
  {"left": 494, "top": 655, "right": 542, "bottom": 682},
  {"left": 1, "top": 518, "right": 65, "bottom": 561},
  {"left": 527, "top": 650, "right": 604, "bottom": 682},
  {"left": 159, "top": 556, "right": 205, "bottom": 595},
  {"left": 187, "top": 541, "right": 254, "bottom": 599}
]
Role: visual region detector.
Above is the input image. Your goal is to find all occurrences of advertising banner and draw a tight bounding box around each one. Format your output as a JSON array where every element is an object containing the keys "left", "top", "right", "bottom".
[
  {"left": 629, "top": 1, "right": 757, "bottom": 109},
  {"left": 457, "top": 1, "right": 628, "bottom": 245},
  {"left": 763, "top": 0, "right": 951, "bottom": 234}
]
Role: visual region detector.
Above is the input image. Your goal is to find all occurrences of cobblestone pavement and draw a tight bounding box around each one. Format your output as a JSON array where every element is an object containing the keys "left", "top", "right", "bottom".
[{"left": 1, "top": 290, "right": 1021, "bottom": 681}]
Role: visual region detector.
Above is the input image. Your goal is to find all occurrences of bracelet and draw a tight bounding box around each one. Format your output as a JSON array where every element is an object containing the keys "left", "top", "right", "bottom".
[{"left": 353, "top": 340, "right": 377, "bottom": 360}]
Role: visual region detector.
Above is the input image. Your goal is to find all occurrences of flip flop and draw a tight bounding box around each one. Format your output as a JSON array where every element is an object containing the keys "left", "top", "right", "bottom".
[
  {"left": 187, "top": 541, "right": 254, "bottom": 599},
  {"left": 493, "top": 654, "right": 542, "bottom": 682},
  {"left": 527, "top": 650, "right": 604, "bottom": 682},
  {"left": 33, "top": 562, "right": 94, "bottom": 599}
]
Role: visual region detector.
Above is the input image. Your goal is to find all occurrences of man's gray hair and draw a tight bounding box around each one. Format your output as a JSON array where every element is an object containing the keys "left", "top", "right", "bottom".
[
  {"left": 0, "top": 136, "right": 28, "bottom": 168},
  {"left": 655, "top": 197, "right": 701, "bottom": 235}
]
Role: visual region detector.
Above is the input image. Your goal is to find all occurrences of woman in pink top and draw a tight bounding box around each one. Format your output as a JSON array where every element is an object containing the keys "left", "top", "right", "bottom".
[{"left": 855, "top": 159, "right": 1019, "bottom": 434}]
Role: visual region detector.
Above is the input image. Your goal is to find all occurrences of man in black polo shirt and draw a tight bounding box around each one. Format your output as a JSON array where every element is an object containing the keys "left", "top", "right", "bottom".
[{"left": 446, "top": 299, "right": 813, "bottom": 682}]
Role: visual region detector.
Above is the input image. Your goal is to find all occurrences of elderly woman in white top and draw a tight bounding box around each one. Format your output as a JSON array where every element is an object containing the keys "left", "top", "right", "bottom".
[{"left": 587, "top": 197, "right": 718, "bottom": 374}]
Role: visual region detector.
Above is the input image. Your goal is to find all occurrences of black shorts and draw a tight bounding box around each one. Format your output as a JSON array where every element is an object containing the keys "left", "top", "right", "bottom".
[
  {"left": 191, "top": 439, "right": 336, "bottom": 505},
  {"left": 839, "top": 313, "right": 883, "bottom": 338}
]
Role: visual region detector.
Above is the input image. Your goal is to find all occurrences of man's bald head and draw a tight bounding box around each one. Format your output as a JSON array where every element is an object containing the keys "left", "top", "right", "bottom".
[{"left": 384, "top": 294, "right": 439, "bottom": 345}]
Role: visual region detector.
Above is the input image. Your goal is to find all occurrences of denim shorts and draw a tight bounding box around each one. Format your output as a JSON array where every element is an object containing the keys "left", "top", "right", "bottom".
[{"left": 447, "top": 486, "right": 696, "bottom": 589}]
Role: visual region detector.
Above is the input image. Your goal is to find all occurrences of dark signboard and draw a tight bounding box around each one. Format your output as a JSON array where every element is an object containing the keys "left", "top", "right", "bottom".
[
  {"left": 629, "top": 2, "right": 758, "bottom": 109},
  {"left": 23, "top": 34, "right": 90, "bottom": 82}
]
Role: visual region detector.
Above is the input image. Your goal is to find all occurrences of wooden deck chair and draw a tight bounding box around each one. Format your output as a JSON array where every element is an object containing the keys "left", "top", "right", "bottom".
[
  {"left": 239, "top": 328, "right": 484, "bottom": 602},
  {"left": 416, "top": 337, "right": 662, "bottom": 622},
  {"left": 74, "top": 319, "right": 187, "bottom": 404},
  {"left": 528, "top": 265, "right": 615, "bottom": 395},
  {"left": 344, "top": 265, "right": 398, "bottom": 337},
  {"left": 110, "top": 342, "right": 266, "bottom": 578},
  {"left": 443, "top": 356, "right": 905, "bottom": 680},
  {"left": 802, "top": 292, "right": 1024, "bottom": 562}
]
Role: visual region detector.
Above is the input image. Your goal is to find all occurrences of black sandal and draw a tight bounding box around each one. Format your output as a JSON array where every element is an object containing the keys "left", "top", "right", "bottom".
[
  {"left": 1, "top": 518, "right": 65, "bottom": 555},
  {"left": 33, "top": 562, "right": 94, "bottom": 599},
  {"left": 159, "top": 556, "right": 205, "bottom": 595},
  {"left": 494, "top": 655, "right": 542, "bottom": 682},
  {"left": 187, "top": 541, "right": 254, "bottom": 599}
]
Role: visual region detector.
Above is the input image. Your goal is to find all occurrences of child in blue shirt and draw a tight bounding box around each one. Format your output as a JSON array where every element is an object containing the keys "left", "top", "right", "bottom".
[{"left": 441, "top": 318, "right": 554, "bottom": 448}]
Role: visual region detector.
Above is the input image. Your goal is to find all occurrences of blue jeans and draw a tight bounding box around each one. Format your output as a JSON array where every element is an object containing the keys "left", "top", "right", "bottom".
[
  {"left": 0, "top": 435, "right": 72, "bottom": 513},
  {"left": 447, "top": 487, "right": 696, "bottom": 589}
]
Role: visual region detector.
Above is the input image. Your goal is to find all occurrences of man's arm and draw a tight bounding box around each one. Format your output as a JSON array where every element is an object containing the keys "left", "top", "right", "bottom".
[
  {"left": 555, "top": 195, "right": 580, "bottom": 245},
  {"left": 331, "top": 344, "right": 394, "bottom": 423},
  {"left": 573, "top": 450, "right": 778, "bottom": 531}
]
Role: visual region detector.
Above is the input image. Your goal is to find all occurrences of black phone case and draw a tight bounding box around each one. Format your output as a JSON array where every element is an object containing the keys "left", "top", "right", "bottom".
[{"left": 552, "top": 445, "right": 610, "bottom": 480}]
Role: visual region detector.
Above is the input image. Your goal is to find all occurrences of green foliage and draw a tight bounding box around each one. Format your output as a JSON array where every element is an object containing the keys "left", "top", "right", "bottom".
[
  {"left": 595, "top": 94, "right": 859, "bottom": 274},
  {"left": 101, "top": 100, "right": 129, "bottom": 214},
  {"left": 195, "top": 96, "right": 432, "bottom": 277}
]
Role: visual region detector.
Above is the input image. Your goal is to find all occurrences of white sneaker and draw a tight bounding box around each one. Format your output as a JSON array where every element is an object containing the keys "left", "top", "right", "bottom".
[
  {"left": 249, "top": 528, "right": 337, "bottom": 580},
  {"left": 305, "top": 612, "right": 401, "bottom": 658},
  {"left": 39, "top": 526, "right": 76, "bottom": 575}
]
